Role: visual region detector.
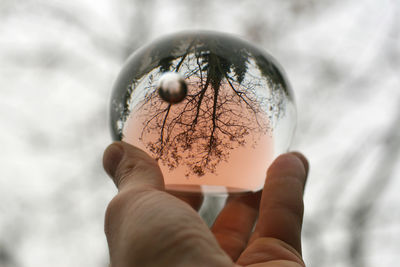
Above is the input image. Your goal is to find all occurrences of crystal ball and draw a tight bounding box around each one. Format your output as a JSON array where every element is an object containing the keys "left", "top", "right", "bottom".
[{"left": 109, "top": 31, "right": 296, "bottom": 194}]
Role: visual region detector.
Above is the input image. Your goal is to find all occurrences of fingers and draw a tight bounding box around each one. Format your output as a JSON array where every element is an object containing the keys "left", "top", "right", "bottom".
[
  {"left": 103, "top": 141, "right": 164, "bottom": 192},
  {"left": 250, "top": 152, "right": 308, "bottom": 255},
  {"left": 211, "top": 191, "right": 262, "bottom": 261},
  {"left": 289, "top": 152, "right": 309, "bottom": 177}
]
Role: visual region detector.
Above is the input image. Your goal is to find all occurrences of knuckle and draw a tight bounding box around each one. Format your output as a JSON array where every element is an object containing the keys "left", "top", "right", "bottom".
[
  {"left": 113, "top": 158, "right": 157, "bottom": 188},
  {"left": 268, "top": 192, "right": 304, "bottom": 219},
  {"left": 104, "top": 193, "right": 128, "bottom": 238}
]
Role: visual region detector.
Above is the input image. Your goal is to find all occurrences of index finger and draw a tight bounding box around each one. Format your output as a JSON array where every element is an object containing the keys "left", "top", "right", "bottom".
[{"left": 250, "top": 152, "right": 309, "bottom": 254}]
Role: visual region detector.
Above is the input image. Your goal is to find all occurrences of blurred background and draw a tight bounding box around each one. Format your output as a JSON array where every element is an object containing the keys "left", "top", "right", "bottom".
[{"left": 1, "top": 0, "right": 399, "bottom": 266}]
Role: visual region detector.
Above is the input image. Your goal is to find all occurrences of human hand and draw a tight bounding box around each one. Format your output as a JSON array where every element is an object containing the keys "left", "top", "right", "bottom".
[{"left": 103, "top": 141, "right": 308, "bottom": 267}]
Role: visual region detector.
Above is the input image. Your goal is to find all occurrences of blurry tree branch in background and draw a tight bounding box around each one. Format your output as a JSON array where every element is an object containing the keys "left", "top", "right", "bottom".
[
  {"left": 348, "top": 12, "right": 400, "bottom": 266},
  {"left": 1, "top": 0, "right": 399, "bottom": 267}
]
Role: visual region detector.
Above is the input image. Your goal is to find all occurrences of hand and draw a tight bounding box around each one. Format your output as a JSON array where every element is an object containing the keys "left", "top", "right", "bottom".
[{"left": 103, "top": 141, "right": 309, "bottom": 267}]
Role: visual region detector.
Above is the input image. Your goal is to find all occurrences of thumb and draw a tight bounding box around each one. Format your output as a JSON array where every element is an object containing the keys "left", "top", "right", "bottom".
[{"left": 103, "top": 141, "right": 165, "bottom": 192}]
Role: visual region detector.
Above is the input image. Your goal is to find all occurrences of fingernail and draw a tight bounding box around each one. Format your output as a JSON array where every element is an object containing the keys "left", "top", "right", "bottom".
[{"left": 103, "top": 143, "right": 124, "bottom": 178}]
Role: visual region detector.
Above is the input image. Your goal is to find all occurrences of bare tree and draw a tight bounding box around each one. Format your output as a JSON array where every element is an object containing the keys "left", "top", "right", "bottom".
[{"left": 122, "top": 35, "right": 288, "bottom": 176}]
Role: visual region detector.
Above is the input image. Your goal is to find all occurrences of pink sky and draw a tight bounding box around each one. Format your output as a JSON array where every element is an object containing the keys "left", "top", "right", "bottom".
[{"left": 123, "top": 102, "right": 274, "bottom": 194}]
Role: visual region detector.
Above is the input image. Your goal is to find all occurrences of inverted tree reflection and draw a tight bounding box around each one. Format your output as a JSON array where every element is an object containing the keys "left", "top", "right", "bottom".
[{"left": 125, "top": 37, "right": 286, "bottom": 177}]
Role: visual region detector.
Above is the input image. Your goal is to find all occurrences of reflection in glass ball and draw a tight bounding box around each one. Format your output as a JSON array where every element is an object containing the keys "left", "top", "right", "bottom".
[{"left": 110, "top": 31, "right": 296, "bottom": 194}]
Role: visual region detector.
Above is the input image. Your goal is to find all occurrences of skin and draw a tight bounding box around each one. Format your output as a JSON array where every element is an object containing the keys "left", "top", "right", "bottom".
[{"left": 103, "top": 141, "right": 309, "bottom": 267}]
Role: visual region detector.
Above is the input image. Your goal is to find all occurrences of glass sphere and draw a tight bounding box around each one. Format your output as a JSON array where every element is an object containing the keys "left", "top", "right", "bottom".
[{"left": 110, "top": 31, "right": 296, "bottom": 194}]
